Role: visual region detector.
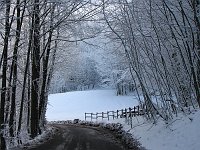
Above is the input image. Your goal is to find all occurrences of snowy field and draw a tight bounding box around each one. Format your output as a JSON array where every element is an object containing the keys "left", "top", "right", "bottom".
[
  {"left": 47, "top": 90, "right": 200, "bottom": 150},
  {"left": 46, "top": 89, "right": 138, "bottom": 121}
]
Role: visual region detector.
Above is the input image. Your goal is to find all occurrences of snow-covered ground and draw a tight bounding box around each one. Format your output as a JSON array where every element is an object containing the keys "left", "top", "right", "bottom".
[
  {"left": 47, "top": 90, "right": 200, "bottom": 150},
  {"left": 47, "top": 89, "right": 138, "bottom": 121},
  {"left": 110, "top": 111, "right": 200, "bottom": 150}
]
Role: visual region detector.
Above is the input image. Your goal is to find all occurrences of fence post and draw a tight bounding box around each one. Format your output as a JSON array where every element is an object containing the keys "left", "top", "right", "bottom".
[
  {"left": 128, "top": 108, "right": 132, "bottom": 128},
  {"left": 107, "top": 111, "right": 109, "bottom": 121},
  {"left": 129, "top": 107, "right": 132, "bottom": 117},
  {"left": 130, "top": 114, "right": 133, "bottom": 128},
  {"left": 134, "top": 106, "right": 136, "bottom": 117},
  {"left": 117, "top": 110, "right": 119, "bottom": 119},
  {"left": 125, "top": 108, "right": 127, "bottom": 122}
]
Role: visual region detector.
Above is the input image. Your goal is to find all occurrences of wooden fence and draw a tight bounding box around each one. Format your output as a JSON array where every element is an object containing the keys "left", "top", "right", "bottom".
[{"left": 85, "top": 105, "right": 145, "bottom": 121}]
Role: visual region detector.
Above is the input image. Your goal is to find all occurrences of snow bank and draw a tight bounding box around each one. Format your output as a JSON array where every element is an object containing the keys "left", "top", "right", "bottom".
[
  {"left": 10, "top": 126, "right": 58, "bottom": 150},
  {"left": 109, "top": 110, "right": 200, "bottom": 150},
  {"left": 137, "top": 110, "right": 200, "bottom": 150}
]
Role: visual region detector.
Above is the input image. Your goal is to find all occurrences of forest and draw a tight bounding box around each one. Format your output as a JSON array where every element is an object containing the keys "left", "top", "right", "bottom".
[{"left": 0, "top": 0, "right": 200, "bottom": 149}]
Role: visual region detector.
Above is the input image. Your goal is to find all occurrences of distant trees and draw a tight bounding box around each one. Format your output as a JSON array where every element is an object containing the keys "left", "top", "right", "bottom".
[
  {"left": 50, "top": 55, "right": 101, "bottom": 93},
  {"left": 103, "top": 0, "right": 200, "bottom": 122}
]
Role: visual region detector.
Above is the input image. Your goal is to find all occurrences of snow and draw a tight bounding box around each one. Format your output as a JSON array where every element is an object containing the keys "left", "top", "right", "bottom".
[
  {"left": 110, "top": 110, "right": 200, "bottom": 150},
  {"left": 47, "top": 89, "right": 138, "bottom": 121},
  {"left": 47, "top": 89, "right": 200, "bottom": 150},
  {"left": 10, "top": 126, "right": 58, "bottom": 150}
]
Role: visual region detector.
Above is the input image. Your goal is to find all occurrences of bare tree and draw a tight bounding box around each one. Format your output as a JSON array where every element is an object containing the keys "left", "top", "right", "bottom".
[
  {"left": 0, "top": 0, "right": 11, "bottom": 149},
  {"left": 102, "top": 0, "right": 200, "bottom": 123}
]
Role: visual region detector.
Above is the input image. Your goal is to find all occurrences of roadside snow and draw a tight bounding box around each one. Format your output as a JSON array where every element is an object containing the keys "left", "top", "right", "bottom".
[
  {"left": 108, "top": 110, "right": 200, "bottom": 150},
  {"left": 47, "top": 90, "right": 200, "bottom": 150},
  {"left": 10, "top": 126, "right": 58, "bottom": 150}
]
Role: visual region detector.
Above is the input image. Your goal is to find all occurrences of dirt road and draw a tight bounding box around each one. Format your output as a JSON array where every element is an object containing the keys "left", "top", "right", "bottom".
[{"left": 28, "top": 124, "right": 126, "bottom": 150}]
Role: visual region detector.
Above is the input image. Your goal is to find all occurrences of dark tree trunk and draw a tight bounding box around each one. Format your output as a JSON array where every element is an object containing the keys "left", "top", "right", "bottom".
[
  {"left": 16, "top": 0, "right": 28, "bottom": 136},
  {"left": 39, "top": 4, "right": 55, "bottom": 131},
  {"left": 30, "top": 0, "right": 40, "bottom": 138},
  {"left": 39, "top": 34, "right": 52, "bottom": 130},
  {"left": 192, "top": 0, "right": 200, "bottom": 107},
  {"left": 9, "top": 0, "right": 25, "bottom": 138},
  {"left": 0, "top": 0, "right": 11, "bottom": 149}
]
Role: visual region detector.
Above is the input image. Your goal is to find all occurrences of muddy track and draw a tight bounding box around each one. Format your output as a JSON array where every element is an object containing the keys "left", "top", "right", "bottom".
[{"left": 26, "top": 124, "right": 128, "bottom": 150}]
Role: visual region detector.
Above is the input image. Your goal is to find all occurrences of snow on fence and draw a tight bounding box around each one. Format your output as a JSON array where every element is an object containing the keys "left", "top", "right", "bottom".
[{"left": 85, "top": 105, "right": 145, "bottom": 128}]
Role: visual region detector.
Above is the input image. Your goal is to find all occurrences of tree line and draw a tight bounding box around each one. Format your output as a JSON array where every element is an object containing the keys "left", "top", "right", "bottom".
[
  {"left": 0, "top": 0, "right": 100, "bottom": 149},
  {"left": 103, "top": 0, "right": 200, "bottom": 122}
]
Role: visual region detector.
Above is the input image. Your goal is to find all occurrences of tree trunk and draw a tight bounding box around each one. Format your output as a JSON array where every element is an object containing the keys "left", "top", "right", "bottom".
[
  {"left": 30, "top": 0, "right": 40, "bottom": 138},
  {"left": 39, "top": 4, "right": 55, "bottom": 131},
  {"left": 0, "top": 0, "right": 11, "bottom": 149},
  {"left": 17, "top": 0, "right": 29, "bottom": 136},
  {"left": 9, "top": 0, "right": 25, "bottom": 138},
  {"left": 192, "top": 0, "right": 200, "bottom": 107}
]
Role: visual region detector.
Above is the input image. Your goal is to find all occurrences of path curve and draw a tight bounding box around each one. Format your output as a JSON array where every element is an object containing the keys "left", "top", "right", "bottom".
[{"left": 28, "top": 124, "right": 127, "bottom": 150}]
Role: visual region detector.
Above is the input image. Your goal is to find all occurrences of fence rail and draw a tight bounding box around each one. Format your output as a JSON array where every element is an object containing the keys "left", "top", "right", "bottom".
[{"left": 85, "top": 105, "right": 145, "bottom": 121}]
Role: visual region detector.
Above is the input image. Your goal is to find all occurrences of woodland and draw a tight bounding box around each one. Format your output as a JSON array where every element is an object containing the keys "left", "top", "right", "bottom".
[{"left": 0, "top": 0, "right": 200, "bottom": 149}]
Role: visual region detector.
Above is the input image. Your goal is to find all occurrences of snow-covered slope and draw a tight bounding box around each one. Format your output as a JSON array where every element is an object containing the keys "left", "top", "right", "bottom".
[
  {"left": 46, "top": 89, "right": 138, "bottom": 121},
  {"left": 111, "top": 110, "right": 200, "bottom": 150}
]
